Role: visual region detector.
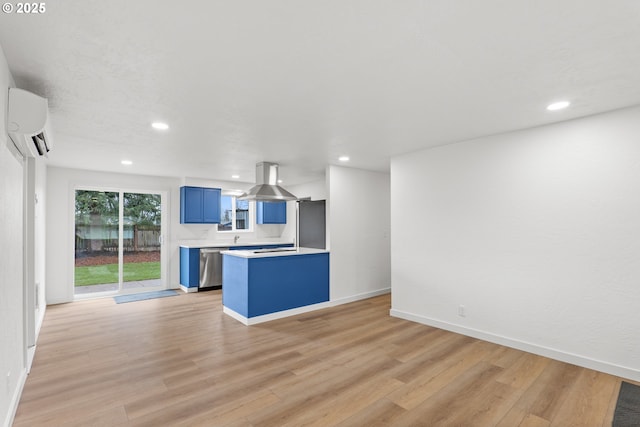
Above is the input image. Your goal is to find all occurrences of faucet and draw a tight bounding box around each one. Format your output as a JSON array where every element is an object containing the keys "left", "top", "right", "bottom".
[{"left": 234, "top": 235, "right": 240, "bottom": 244}]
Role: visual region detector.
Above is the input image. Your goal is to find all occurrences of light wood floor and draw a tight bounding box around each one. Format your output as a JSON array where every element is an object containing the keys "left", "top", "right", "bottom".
[{"left": 15, "top": 291, "right": 624, "bottom": 426}]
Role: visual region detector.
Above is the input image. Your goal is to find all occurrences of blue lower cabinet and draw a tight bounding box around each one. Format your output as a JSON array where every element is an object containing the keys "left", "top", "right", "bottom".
[
  {"left": 222, "top": 253, "right": 329, "bottom": 318},
  {"left": 179, "top": 247, "right": 200, "bottom": 289},
  {"left": 180, "top": 244, "right": 295, "bottom": 291},
  {"left": 221, "top": 256, "right": 250, "bottom": 316}
]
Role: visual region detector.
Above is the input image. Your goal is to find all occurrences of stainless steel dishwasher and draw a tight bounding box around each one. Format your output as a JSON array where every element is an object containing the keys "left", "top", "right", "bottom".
[{"left": 199, "top": 247, "right": 229, "bottom": 289}]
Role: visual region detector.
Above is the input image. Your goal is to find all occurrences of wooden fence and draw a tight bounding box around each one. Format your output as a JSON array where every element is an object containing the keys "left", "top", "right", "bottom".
[{"left": 75, "top": 225, "right": 161, "bottom": 253}]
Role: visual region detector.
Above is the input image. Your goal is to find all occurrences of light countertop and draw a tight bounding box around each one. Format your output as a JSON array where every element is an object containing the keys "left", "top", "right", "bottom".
[
  {"left": 179, "top": 240, "right": 294, "bottom": 249},
  {"left": 220, "top": 247, "right": 329, "bottom": 259}
]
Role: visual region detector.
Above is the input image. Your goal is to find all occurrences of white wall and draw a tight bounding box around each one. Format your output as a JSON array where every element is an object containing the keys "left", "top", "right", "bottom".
[
  {"left": 34, "top": 158, "right": 47, "bottom": 331},
  {"left": 391, "top": 106, "right": 640, "bottom": 381},
  {"left": 23, "top": 156, "right": 47, "bottom": 370},
  {"left": 328, "top": 165, "right": 391, "bottom": 303},
  {"left": 0, "top": 43, "right": 26, "bottom": 427},
  {"left": 290, "top": 178, "right": 327, "bottom": 201}
]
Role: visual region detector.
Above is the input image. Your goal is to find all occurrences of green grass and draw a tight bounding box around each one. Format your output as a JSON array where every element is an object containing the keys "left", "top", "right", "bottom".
[{"left": 74, "top": 262, "right": 160, "bottom": 286}]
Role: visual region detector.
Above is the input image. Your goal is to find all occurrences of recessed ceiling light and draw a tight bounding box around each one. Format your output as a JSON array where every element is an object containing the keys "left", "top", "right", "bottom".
[
  {"left": 277, "top": 179, "right": 283, "bottom": 184},
  {"left": 231, "top": 175, "right": 240, "bottom": 179},
  {"left": 151, "top": 122, "right": 169, "bottom": 130},
  {"left": 121, "top": 160, "right": 133, "bottom": 165},
  {"left": 338, "top": 156, "right": 350, "bottom": 162},
  {"left": 546, "top": 101, "right": 570, "bottom": 111}
]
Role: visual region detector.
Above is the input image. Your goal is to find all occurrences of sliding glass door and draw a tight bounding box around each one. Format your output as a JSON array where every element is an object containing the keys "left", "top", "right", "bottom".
[
  {"left": 74, "top": 189, "right": 164, "bottom": 296},
  {"left": 122, "top": 192, "right": 162, "bottom": 291},
  {"left": 74, "top": 190, "right": 120, "bottom": 294}
]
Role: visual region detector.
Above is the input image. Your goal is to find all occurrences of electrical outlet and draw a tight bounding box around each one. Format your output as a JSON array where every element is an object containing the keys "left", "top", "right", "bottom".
[{"left": 458, "top": 305, "right": 466, "bottom": 317}]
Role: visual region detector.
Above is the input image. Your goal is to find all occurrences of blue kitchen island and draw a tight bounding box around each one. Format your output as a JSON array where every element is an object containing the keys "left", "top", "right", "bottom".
[{"left": 221, "top": 247, "right": 329, "bottom": 325}]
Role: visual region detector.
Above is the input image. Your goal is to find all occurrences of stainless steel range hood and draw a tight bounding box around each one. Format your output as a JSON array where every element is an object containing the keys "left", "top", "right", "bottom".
[{"left": 237, "top": 162, "right": 297, "bottom": 201}]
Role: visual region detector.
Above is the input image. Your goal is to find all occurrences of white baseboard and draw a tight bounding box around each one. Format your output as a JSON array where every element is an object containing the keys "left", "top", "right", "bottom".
[
  {"left": 329, "top": 287, "right": 391, "bottom": 307},
  {"left": 27, "top": 345, "right": 36, "bottom": 373},
  {"left": 47, "top": 297, "right": 72, "bottom": 305},
  {"left": 222, "top": 288, "right": 391, "bottom": 325},
  {"left": 35, "top": 304, "right": 46, "bottom": 342},
  {"left": 390, "top": 308, "right": 640, "bottom": 383},
  {"left": 223, "top": 301, "right": 331, "bottom": 325},
  {"left": 223, "top": 306, "right": 250, "bottom": 324},
  {"left": 179, "top": 285, "right": 198, "bottom": 293},
  {"left": 3, "top": 368, "right": 27, "bottom": 427}
]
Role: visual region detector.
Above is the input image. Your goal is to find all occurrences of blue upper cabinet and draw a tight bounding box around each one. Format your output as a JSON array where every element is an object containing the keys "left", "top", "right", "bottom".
[
  {"left": 181, "top": 187, "right": 203, "bottom": 223},
  {"left": 257, "top": 201, "right": 287, "bottom": 224},
  {"left": 180, "top": 186, "right": 221, "bottom": 224},
  {"left": 202, "top": 188, "right": 221, "bottom": 223}
]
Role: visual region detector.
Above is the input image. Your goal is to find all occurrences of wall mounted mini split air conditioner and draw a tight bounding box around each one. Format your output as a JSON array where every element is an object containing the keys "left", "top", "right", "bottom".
[{"left": 7, "top": 87, "right": 53, "bottom": 158}]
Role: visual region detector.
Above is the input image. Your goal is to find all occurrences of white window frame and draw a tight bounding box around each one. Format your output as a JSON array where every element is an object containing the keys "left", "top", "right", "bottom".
[{"left": 217, "top": 192, "right": 254, "bottom": 233}]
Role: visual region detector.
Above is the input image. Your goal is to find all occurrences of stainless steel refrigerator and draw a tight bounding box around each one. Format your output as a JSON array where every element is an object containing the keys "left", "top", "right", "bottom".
[{"left": 296, "top": 200, "right": 326, "bottom": 249}]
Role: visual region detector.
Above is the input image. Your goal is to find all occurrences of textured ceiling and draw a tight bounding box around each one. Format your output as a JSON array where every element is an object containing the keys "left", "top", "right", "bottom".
[{"left": 1, "top": 1, "right": 640, "bottom": 185}]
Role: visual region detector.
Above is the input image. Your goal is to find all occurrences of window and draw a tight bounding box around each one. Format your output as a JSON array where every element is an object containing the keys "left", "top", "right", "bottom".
[{"left": 219, "top": 195, "right": 252, "bottom": 232}]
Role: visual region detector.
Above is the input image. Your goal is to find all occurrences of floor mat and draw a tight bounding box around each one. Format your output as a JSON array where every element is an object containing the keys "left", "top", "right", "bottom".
[{"left": 613, "top": 381, "right": 640, "bottom": 427}]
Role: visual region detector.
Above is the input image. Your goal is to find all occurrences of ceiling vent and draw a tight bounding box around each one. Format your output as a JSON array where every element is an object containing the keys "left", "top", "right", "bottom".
[{"left": 7, "top": 88, "right": 54, "bottom": 158}]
